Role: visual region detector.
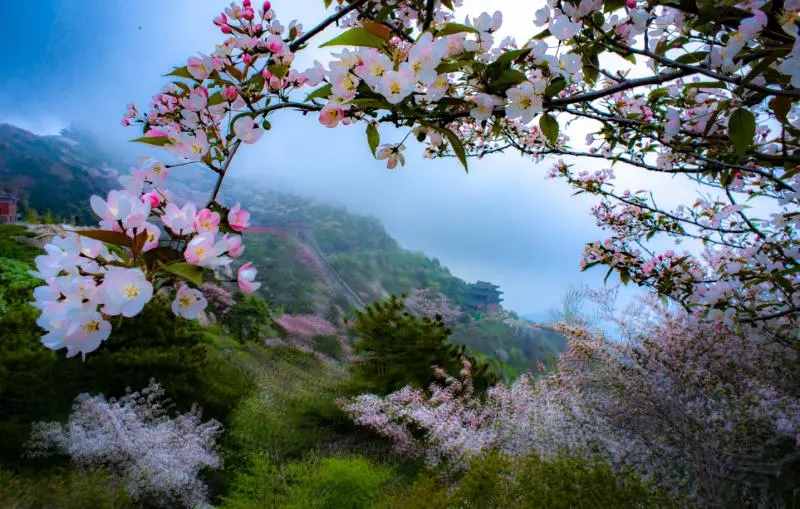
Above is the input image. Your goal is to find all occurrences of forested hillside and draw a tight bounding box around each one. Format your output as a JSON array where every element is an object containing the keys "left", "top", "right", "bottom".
[{"left": 0, "top": 124, "right": 120, "bottom": 223}]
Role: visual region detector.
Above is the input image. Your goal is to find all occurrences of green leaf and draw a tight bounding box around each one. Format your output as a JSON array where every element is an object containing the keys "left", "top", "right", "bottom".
[
  {"left": 539, "top": 113, "right": 559, "bottom": 145},
  {"left": 320, "top": 28, "right": 387, "bottom": 49},
  {"left": 160, "top": 262, "right": 204, "bottom": 287},
  {"left": 428, "top": 125, "right": 468, "bottom": 171},
  {"left": 76, "top": 230, "right": 132, "bottom": 248},
  {"left": 350, "top": 97, "right": 390, "bottom": 109},
  {"left": 131, "top": 136, "right": 172, "bottom": 147},
  {"left": 490, "top": 69, "right": 526, "bottom": 92},
  {"left": 323, "top": 0, "right": 333, "bottom": 7},
  {"left": 582, "top": 52, "right": 599, "bottom": 86},
  {"left": 684, "top": 81, "right": 726, "bottom": 90},
  {"left": 544, "top": 76, "right": 567, "bottom": 98},
  {"left": 437, "top": 22, "right": 478, "bottom": 36},
  {"left": 604, "top": 0, "right": 626, "bottom": 12},
  {"left": 492, "top": 48, "right": 531, "bottom": 68},
  {"left": 436, "top": 61, "right": 466, "bottom": 73},
  {"left": 207, "top": 92, "right": 225, "bottom": 106},
  {"left": 728, "top": 108, "right": 755, "bottom": 156},
  {"left": 675, "top": 51, "right": 708, "bottom": 64},
  {"left": 532, "top": 28, "right": 550, "bottom": 40},
  {"left": 166, "top": 66, "right": 193, "bottom": 79},
  {"left": 648, "top": 87, "right": 668, "bottom": 102},
  {"left": 366, "top": 123, "right": 380, "bottom": 156},
  {"left": 306, "top": 83, "right": 333, "bottom": 101}
]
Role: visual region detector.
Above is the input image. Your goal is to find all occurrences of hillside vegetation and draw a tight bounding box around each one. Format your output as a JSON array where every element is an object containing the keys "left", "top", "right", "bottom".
[{"left": 0, "top": 224, "right": 666, "bottom": 508}]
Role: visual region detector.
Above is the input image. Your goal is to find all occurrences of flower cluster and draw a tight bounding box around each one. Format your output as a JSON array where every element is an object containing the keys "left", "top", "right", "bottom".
[
  {"left": 403, "top": 288, "right": 463, "bottom": 325},
  {"left": 31, "top": 160, "right": 259, "bottom": 358},
  {"left": 27, "top": 381, "right": 222, "bottom": 508},
  {"left": 274, "top": 313, "right": 338, "bottom": 338}
]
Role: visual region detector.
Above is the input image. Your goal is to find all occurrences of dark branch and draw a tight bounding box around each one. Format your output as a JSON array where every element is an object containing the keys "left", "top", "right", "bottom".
[{"left": 290, "top": 0, "right": 368, "bottom": 51}]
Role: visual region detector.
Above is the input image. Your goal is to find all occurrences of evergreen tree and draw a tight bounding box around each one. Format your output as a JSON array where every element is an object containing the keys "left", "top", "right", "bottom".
[{"left": 350, "top": 295, "right": 497, "bottom": 395}]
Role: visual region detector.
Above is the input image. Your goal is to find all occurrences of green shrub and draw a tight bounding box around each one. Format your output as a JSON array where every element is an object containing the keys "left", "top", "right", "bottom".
[
  {"left": 312, "top": 334, "right": 343, "bottom": 360},
  {"left": 283, "top": 456, "right": 393, "bottom": 509},
  {"left": 381, "top": 452, "right": 674, "bottom": 509},
  {"left": 0, "top": 467, "right": 134, "bottom": 509},
  {"left": 0, "top": 288, "right": 254, "bottom": 463},
  {"left": 226, "top": 347, "right": 354, "bottom": 462},
  {"left": 0, "top": 225, "right": 39, "bottom": 265},
  {"left": 350, "top": 295, "right": 498, "bottom": 395},
  {"left": 223, "top": 455, "right": 393, "bottom": 509},
  {"left": 226, "top": 293, "right": 277, "bottom": 342}
]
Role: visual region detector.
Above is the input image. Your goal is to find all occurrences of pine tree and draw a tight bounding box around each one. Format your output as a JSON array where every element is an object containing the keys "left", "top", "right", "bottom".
[{"left": 350, "top": 295, "right": 497, "bottom": 395}]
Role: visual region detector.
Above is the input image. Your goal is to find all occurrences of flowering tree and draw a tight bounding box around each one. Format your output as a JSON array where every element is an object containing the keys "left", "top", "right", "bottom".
[
  {"left": 33, "top": 1, "right": 799, "bottom": 353},
  {"left": 27, "top": 381, "right": 222, "bottom": 508},
  {"left": 403, "top": 287, "right": 463, "bottom": 324},
  {"left": 344, "top": 302, "right": 800, "bottom": 505}
]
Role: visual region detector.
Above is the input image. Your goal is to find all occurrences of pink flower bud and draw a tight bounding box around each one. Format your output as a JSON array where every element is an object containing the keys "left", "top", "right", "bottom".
[
  {"left": 263, "top": 1, "right": 271, "bottom": 12},
  {"left": 626, "top": 0, "right": 636, "bottom": 7},
  {"left": 213, "top": 12, "right": 228, "bottom": 27},
  {"left": 142, "top": 191, "right": 162, "bottom": 208},
  {"left": 242, "top": 53, "right": 254, "bottom": 65},
  {"left": 223, "top": 85, "right": 239, "bottom": 102},
  {"left": 221, "top": 24, "right": 232, "bottom": 34},
  {"left": 265, "top": 35, "right": 284, "bottom": 54}
]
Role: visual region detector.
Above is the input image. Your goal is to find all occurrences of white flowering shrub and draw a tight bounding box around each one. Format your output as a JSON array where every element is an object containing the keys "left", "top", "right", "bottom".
[{"left": 27, "top": 380, "right": 222, "bottom": 508}]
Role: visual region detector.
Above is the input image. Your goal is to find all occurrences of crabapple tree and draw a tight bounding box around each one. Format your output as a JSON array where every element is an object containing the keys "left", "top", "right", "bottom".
[{"left": 32, "top": 0, "right": 800, "bottom": 357}]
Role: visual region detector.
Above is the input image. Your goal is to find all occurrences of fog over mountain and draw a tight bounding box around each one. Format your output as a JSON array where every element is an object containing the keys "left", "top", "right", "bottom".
[{"left": 0, "top": 0, "right": 624, "bottom": 315}]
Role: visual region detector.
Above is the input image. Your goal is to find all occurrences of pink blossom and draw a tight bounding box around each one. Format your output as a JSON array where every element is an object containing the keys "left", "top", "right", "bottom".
[
  {"left": 224, "top": 234, "right": 245, "bottom": 258},
  {"left": 237, "top": 262, "right": 260, "bottom": 294},
  {"left": 227, "top": 203, "right": 250, "bottom": 232},
  {"left": 193, "top": 208, "right": 221, "bottom": 234},
  {"left": 319, "top": 103, "right": 346, "bottom": 128}
]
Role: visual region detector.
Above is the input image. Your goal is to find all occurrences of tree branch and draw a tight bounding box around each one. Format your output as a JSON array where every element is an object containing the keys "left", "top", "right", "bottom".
[
  {"left": 290, "top": 0, "right": 368, "bottom": 51},
  {"left": 208, "top": 140, "right": 241, "bottom": 207}
]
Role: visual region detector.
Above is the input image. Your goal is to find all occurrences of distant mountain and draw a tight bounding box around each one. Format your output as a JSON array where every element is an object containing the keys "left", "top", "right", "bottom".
[
  {"left": 219, "top": 185, "right": 567, "bottom": 377},
  {"left": 0, "top": 124, "right": 120, "bottom": 223}
]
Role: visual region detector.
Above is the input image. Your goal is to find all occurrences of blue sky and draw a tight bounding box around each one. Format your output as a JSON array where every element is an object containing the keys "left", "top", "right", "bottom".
[{"left": 0, "top": 0, "right": 626, "bottom": 316}]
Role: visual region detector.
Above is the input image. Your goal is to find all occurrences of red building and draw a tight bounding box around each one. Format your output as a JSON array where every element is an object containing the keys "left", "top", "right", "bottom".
[{"left": 0, "top": 193, "right": 18, "bottom": 224}]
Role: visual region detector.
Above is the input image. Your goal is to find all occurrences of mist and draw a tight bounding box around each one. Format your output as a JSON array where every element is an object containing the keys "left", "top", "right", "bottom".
[{"left": 0, "top": 0, "right": 632, "bottom": 315}]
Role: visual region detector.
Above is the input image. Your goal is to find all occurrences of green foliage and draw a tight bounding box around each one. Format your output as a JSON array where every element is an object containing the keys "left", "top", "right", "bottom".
[
  {"left": 0, "top": 257, "right": 39, "bottom": 316},
  {"left": 0, "top": 295, "right": 254, "bottom": 463},
  {"left": 283, "top": 456, "right": 393, "bottom": 509},
  {"left": 380, "top": 452, "right": 674, "bottom": 509},
  {"left": 226, "top": 346, "right": 354, "bottom": 462},
  {"left": 329, "top": 250, "right": 469, "bottom": 307},
  {"left": 312, "top": 334, "right": 344, "bottom": 360},
  {"left": 350, "top": 296, "right": 498, "bottom": 395},
  {"left": 0, "top": 225, "right": 40, "bottom": 264},
  {"left": 226, "top": 293, "right": 277, "bottom": 342},
  {"left": 0, "top": 467, "right": 134, "bottom": 509},
  {"left": 729, "top": 107, "right": 755, "bottom": 156},
  {"left": 223, "top": 455, "right": 394, "bottom": 509}
]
